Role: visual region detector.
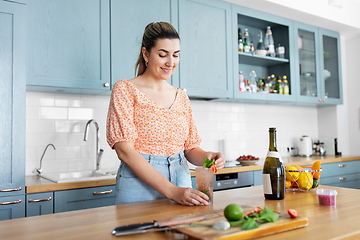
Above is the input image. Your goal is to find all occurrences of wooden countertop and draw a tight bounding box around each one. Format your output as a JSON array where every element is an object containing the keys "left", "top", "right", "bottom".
[
  {"left": 191, "top": 155, "right": 360, "bottom": 177},
  {"left": 2, "top": 185, "right": 360, "bottom": 239},
  {"left": 26, "top": 155, "right": 360, "bottom": 193}
]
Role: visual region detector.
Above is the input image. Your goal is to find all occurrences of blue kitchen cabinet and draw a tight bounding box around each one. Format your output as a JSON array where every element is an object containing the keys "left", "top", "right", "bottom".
[
  {"left": 26, "top": 0, "right": 111, "bottom": 93},
  {"left": 231, "top": 5, "right": 296, "bottom": 103},
  {"left": 26, "top": 192, "right": 53, "bottom": 217},
  {"left": 294, "top": 22, "right": 343, "bottom": 105},
  {"left": 110, "top": 0, "right": 178, "bottom": 88},
  {"left": 320, "top": 160, "right": 360, "bottom": 189},
  {"left": 253, "top": 170, "right": 262, "bottom": 186},
  {"left": 318, "top": 29, "right": 343, "bottom": 105},
  {"left": 178, "top": 0, "right": 233, "bottom": 98},
  {"left": 54, "top": 185, "right": 115, "bottom": 213},
  {"left": 0, "top": 0, "right": 26, "bottom": 220}
]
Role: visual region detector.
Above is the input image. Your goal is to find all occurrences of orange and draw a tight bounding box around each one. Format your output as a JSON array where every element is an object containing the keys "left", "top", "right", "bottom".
[
  {"left": 294, "top": 165, "right": 304, "bottom": 171},
  {"left": 311, "top": 161, "right": 321, "bottom": 179}
]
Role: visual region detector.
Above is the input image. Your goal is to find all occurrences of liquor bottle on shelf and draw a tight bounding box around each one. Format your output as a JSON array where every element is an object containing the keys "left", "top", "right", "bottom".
[
  {"left": 270, "top": 74, "right": 276, "bottom": 93},
  {"left": 243, "top": 28, "right": 251, "bottom": 53},
  {"left": 249, "top": 70, "right": 257, "bottom": 92},
  {"left": 262, "top": 127, "right": 285, "bottom": 200},
  {"left": 264, "top": 83, "right": 270, "bottom": 93},
  {"left": 257, "top": 31, "right": 265, "bottom": 50},
  {"left": 276, "top": 76, "right": 284, "bottom": 94},
  {"left": 238, "top": 28, "right": 243, "bottom": 52},
  {"left": 250, "top": 42, "right": 255, "bottom": 55},
  {"left": 283, "top": 75, "right": 289, "bottom": 95},
  {"left": 264, "top": 26, "right": 275, "bottom": 57},
  {"left": 239, "top": 71, "right": 246, "bottom": 92},
  {"left": 276, "top": 43, "right": 285, "bottom": 58}
]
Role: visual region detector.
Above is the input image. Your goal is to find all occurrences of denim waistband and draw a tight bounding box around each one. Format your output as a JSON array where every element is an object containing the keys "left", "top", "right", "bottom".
[{"left": 140, "top": 151, "right": 185, "bottom": 164}]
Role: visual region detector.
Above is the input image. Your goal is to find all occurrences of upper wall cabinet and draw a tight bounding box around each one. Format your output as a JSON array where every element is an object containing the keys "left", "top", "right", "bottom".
[
  {"left": 111, "top": 0, "right": 178, "bottom": 87},
  {"left": 178, "top": 0, "right": 233, "bottom": 98},
  {"left": 232, "top": 5, "right": 296, "bottom": 103},
  {"left": 319, "top": 29, "right": 342, "bottom": 105},
  {"left": 26, "top": 0, "right": 111, "bottom": 93},
  {"left": 294, "top": 23, "right": 342, "bottom": 105},
  {"left": 0, "top": 0, "right": 26, "bottom": 219}
]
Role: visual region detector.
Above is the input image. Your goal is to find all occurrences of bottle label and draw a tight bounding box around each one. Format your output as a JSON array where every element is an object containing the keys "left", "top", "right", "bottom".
[
  {"left": 262, "top": 174, "right": 272, "bottom": 194},
  {"left": 266, "top": 151, "right": 283, "bottom": 162}
]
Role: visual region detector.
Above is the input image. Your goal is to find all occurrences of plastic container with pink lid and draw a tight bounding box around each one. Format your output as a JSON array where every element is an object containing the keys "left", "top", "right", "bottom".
[{"left": 316, "top": 188, "right": 337, "bottom": 206}]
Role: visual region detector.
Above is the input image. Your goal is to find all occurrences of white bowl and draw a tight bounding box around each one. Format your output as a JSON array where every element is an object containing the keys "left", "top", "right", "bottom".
[{"left": 255, "top": 50, "right": 266, "bottom": 57}]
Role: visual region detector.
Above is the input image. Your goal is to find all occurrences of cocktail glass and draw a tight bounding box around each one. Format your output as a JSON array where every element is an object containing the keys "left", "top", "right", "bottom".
[{"left": 195, "top": 167, "right": 214, "bottom": 204}]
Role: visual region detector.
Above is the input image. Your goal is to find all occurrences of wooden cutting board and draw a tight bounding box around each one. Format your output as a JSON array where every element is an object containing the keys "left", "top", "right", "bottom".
[{"left": 174, "top": 206, "right": 308, "bottom": 240}]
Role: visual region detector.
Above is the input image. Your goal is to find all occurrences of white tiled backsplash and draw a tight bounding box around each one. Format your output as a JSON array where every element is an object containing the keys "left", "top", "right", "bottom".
[{"left": 26, "top": 92, "right": 319, "bottom": 175}]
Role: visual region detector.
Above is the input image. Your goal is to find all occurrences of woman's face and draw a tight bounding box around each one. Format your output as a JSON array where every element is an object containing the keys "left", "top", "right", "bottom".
[{"left": 143, "top": 38, "right": 180, "bottom": 80}]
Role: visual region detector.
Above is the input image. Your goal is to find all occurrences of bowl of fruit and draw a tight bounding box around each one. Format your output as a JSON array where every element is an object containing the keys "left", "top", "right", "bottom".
[
  {"left": 236, "top": 155, "right": 259, "bottom": 166},
  {"left": 285, "top": 161, "right": 322, "bottom": 191}
]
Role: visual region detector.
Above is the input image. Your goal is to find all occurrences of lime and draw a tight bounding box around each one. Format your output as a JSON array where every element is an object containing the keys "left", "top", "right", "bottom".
[
  {"left": 224, "top": 204, "right": 244, "bottom": 221},
  {"left": 312, "top": 178, "right": 319, "bottom": 189}
]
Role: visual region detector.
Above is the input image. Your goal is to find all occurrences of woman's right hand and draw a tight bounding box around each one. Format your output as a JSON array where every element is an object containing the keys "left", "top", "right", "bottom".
[{"left": 169, "top": 186, "right": 210, "bottom": 206}]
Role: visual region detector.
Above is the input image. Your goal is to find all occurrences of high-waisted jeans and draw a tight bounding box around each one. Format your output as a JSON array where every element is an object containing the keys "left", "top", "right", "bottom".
[{"left": 115, "top": 151, "right": 192, "bottom": 205}]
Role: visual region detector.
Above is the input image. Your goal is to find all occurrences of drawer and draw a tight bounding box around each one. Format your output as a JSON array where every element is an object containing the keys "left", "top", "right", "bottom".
[
  {"left": 54, "top": 185, "right": 115, "bottom": 213},
  {"left": 321, "top": 172, "right": 360, "bottom": 185},
  {"left": 320, "top": 160, "right": 360, "bottom": 178},
  {"left": 0, "top": 195, "right": 25, "bottom": 221},
  {"left": 26, "top": 192, "right": 53, "bottom": 217}
]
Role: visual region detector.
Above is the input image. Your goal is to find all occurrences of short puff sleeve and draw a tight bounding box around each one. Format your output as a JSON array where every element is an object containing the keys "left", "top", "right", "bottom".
[{"left": 106, "top": 80, "right": 138, "bottom": 149}]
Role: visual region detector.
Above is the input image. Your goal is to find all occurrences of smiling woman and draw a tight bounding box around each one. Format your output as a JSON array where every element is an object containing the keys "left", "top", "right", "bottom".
[{"left": 106, "top": 22, "right": 225, "bottom": 206}]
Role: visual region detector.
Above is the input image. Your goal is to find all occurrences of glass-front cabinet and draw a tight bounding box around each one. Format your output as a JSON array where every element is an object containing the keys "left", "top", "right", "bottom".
[
  {"left": 294, "top": 22, "right": 321, "bottom": 102},
  {"left": 294, "top": 22, "right": 342, "bottom": 104},
  {"left": 319, "top": 29, "right": 342, "bottom": 104},
  {"left": 232, "top": 5, "right": 296, "bottom": 102}
]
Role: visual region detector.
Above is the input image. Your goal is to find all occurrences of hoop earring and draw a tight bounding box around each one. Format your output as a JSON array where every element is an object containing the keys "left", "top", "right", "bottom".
[{"left": 145, "top": 61, "right": 148, "bottom": 67}]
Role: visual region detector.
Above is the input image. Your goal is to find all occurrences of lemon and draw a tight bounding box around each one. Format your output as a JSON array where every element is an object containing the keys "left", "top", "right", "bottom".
[
  {"left": 297, "top": 172, "right": 313, "bottom": 190},
  {"left": 224, "top": 204, "right": 244, "bottom": 221},
  {"left": 285, "top": 166, "right": 300, "bottom": 182},
  {"left": 285, "top": 180, "right": 292, "bottom": 189}
]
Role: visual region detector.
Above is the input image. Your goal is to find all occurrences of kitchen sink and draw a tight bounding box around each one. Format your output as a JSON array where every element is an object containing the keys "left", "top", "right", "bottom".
[{"left": 38, "top": 170, "right": 116, "bottom": 183}]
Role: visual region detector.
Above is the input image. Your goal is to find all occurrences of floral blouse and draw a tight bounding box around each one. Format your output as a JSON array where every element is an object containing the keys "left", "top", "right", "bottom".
[{"left": 106, "top": 79, "right": 201, "bottom": 156}]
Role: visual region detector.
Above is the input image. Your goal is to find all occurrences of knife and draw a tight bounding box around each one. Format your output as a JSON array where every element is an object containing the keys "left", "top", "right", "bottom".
[
  {"left": 111, "top": 222, "right": 160, "bottom": 235},
  {"left": 112, "top": 209, "right": 223, "bottom": 235}
]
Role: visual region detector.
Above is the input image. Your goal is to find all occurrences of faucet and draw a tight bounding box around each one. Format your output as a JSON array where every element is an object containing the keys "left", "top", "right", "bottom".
[
  {"left": 84, "top": 119, "right": 104, "bottom": 171},
  {"left": 34, "top": 143, "right": 56, "bottom": 175}
]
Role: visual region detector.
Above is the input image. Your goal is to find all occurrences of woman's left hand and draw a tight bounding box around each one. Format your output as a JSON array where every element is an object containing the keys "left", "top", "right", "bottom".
[{"left": 204, "top": 152, "right": 225, "bottom": 170}]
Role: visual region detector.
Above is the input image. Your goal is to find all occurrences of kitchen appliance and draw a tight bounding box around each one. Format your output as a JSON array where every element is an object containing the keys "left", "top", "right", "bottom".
[
  {"left": 314, "top": 140, "right": 326, "bottom": 155},
  {"left": 299, "top": 135, "right": 313, "bottom": 157},
  {"left": 213, "top": 171, "right": 253, "bottom": 191}
]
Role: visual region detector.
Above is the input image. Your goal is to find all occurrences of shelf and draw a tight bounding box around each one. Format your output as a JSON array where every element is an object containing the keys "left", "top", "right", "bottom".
[{"left": 238, "top": 52, "right": 289, "bottom": 67}]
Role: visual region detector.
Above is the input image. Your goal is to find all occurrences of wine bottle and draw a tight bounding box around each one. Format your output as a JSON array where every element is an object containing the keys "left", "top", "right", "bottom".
[{"left": 262, "top": 127, "right": 285, "bottom": 200}]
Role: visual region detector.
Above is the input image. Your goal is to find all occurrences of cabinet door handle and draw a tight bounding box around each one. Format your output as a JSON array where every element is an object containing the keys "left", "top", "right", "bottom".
[
  {"left": 28, "top": 197, "right": 52, "bottom": 203},
  {"left": 339, "top": 177, "right": 347, "bottom": 181},
  {"left": 338, "top": 164, "right": 346, "bottom": 168},
  {"left": 93, "top": 190, "right": 113, "bottom": 195},
  {"left": 0, "top": 199, "right": 22, "bottom": 205},
  {"left": 104, "top": 82, "right": 110, "bottom": 87},
  {"left": 0, "top": 187, "right": 22, "bottom": 192}
]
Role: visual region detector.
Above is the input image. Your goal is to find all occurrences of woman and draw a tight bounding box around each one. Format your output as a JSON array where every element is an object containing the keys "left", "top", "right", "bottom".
[{"left": 106, "top": 22, "right": 225, "bottom": 206}]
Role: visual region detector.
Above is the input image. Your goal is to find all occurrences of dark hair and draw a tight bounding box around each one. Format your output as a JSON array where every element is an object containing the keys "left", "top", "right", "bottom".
[{"left": 135, "top": 22, "right": 180, "bottom": 76}]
